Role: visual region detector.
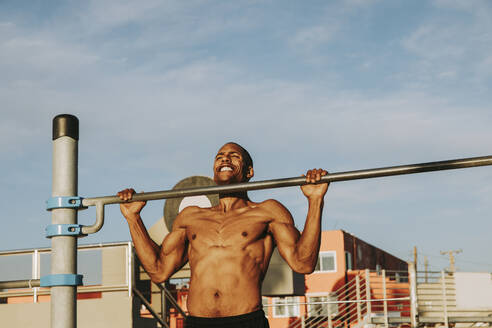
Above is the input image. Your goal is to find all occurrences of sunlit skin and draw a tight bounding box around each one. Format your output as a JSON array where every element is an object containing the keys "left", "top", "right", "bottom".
[{"left": 118, "top": 143, "right": 329, "bottom": 317}]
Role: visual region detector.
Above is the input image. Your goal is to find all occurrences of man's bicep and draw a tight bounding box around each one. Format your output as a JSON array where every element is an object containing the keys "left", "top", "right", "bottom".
[
  {"left": 161, "top": 228, "right": 188, "bottom": 258},
  {"left": 160, "top": 212, "right": 190, "bottom": 270},
  {"left": 266, "top": 200, "right": 301, "bottom": 261}
]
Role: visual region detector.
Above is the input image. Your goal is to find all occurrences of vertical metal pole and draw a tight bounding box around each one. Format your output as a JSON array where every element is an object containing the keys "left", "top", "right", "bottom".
[
  {"left": 413, "top": 246, "right": 418, "bottom": 273},
  {"left": 441, "top": 271, "right": 449, "bottom": 328},
  {"left": 327, "top": 299, "right": 333, "bottom": 328},
  {"left": 32, "top": 249, "right": 39, "bottom": 303},
  {"left": 424, "top": 256, "right": 429, "bottom": 283},
  {"left": 356, "top": 275, "right": 362, "bottom": 323},
  {"left": 127, "top": 242, "right": 133, "bottom": 298},
  {"left": 161, "top": 282, "right": 170, "bottom": 327},
  {"left": 382, "top": 270, "right": 388, "bottom": 328},
  {"left": 365, "top": 269, "right": 371, "bottom": 317},
  {"left": 161, "top": 287, "right": 166, "bottom": 327},
  {"left": 408, "top": 262, "right": 418, "bottom": 328},
  {"left": 51, "top": 114, "right": 79, "bottom": 328}
]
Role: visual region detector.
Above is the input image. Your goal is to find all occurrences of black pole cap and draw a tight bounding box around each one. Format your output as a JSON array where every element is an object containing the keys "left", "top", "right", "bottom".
[{"left": 53, "top": 114, "right": 79, "bottom": 140}]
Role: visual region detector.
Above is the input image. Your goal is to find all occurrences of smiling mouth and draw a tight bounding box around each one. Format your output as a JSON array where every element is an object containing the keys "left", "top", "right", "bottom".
[{"left": 219, "top": 166, "right": 233, "bottom": 172}]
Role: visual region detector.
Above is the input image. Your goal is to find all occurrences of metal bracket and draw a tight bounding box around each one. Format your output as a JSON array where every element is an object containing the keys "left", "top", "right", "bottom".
[
  {"left": 46, "top": 196, "right": 86, "bottom": 210},
  {"left": 40, "top": 274, "right": 83, "bottom": 287},
  {"left": 45, "top": 224, "right": 86, "bottom": 238}
]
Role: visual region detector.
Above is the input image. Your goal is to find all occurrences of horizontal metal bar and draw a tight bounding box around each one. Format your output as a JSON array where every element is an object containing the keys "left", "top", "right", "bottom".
[
  {"left": 419, "top": 317, "right": 492, "bottom": 323},
  {"left": 0, "top": 279, "right": 40, "bottom": 289},
  {"left": 263, "top": 297, "right": 411, "bottom": 307},
  {"left": 82, "top": 155, "right": 492, "bottom": 207},
  {"left": 0, "top": 284, "right": 129, "bottom": 298},
  {"left": 0, "top": 241, "right": 131, "bottom": 256}
]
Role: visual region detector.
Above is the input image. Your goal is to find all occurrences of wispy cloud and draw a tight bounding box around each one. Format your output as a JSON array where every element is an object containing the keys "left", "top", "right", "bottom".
[{"left": 401, "top": 0, "right": 492, "bottom": 87}]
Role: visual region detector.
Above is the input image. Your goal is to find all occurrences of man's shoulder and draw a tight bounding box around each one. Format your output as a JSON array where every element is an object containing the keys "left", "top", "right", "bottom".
[
  {"left": 173, "top": 206, "right": 208, "bottom": 226},
  {"left": 179, "top": 205, "right": 205, "bottom": 214},
  {"left": 253, "top": 198, "right": 283, "bottom": 207},
  {"left": 254, "top": 199, "right": 291, "bottom": 217}
]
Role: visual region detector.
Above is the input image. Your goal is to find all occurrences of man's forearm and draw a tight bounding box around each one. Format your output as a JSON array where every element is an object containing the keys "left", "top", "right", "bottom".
[{"left": 296, "top": 197, "right": 324, "bottom": 271}]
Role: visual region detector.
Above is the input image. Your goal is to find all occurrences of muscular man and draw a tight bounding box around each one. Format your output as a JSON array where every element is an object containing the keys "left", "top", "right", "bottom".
[{"left": 118, "top": 142, "right": 328, "bottom": 328}]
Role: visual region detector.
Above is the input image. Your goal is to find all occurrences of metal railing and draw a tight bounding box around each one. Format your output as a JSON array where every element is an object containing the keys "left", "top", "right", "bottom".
[
  {"left": 0, "top": 242, "right": 132, "bottom": 301},
  {"left": 278, "top": 268, "right": 492, "bottom": 328},
  {"left": 136, "top": 282, "right": 189, "bottom": 328},
  {"left": 0, "top": 242, "right": 188, "bottom": 328},
  {"left": 281, "top": 269, "right": 411, "bottom": 328},
  {"left": 415, "top": 270, "right": 492, "bottom": 327}
]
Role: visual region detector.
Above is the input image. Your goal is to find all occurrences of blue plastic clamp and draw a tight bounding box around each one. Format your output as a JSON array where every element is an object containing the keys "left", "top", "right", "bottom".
[
  {"left": 45, "top": 224, "right": 85, "bottom": 238},
  {"left": 46, "top": 196, "right": 85, "bottom": 210},
  {"left": 40, "top": 274, "right": 83, "bottom": 287}
]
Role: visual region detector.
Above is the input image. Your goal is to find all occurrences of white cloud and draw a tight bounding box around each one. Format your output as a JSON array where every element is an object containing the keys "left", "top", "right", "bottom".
[{"left": 402, "top": 25, "right": 465, "bottom": 60}]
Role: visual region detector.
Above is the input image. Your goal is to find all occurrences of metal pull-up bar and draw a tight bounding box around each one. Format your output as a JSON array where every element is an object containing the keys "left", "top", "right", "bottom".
[
  {"left": 79, "top": 154, "right": 492, "bottom": 235},
  {"left": 83, "top": 154, "right": 492, "bottom": 206}
]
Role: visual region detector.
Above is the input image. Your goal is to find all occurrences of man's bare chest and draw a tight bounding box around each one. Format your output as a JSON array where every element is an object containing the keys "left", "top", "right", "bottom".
[{"left": 185, "top": 208, "right": 271, "bottom": 248}]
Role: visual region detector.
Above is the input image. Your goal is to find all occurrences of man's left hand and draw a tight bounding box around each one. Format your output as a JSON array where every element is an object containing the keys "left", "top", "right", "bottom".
[{"left": 301, "top": 168, "right": 329, "bottom": 199}]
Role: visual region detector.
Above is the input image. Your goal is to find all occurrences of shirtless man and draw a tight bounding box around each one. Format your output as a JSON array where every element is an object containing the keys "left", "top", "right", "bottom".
[{"left": 118, "top": 142, "right": 328, "bottom": 328}]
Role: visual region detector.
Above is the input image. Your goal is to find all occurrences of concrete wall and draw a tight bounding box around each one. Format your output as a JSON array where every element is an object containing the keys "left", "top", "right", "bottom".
[
  {"left": 0, "top": 293, "right": 135, "bottom": 328},
  {"left": 455, "top": 272, "right": 492, "bottom": 309}
]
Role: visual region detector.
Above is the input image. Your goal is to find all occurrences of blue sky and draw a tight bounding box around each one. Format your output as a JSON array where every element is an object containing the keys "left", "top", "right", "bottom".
[{"left": 1, "top": 0, "right": 491, "bottom": 273}]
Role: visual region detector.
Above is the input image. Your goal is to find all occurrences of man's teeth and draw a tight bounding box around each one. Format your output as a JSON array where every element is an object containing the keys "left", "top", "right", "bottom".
[{"left": 220, "top": 167, "right": 233, "bottom": 172}]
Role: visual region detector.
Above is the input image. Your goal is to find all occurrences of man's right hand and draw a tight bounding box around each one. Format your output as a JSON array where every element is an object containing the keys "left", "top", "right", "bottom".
[{"left": 118, "top": 188, "right": 147, "bottom": 222}]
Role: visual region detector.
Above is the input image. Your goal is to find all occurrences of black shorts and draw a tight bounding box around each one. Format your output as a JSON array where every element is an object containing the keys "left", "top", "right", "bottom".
[{"left": 185, "top": 310, "right": 269, "bottom": 328}]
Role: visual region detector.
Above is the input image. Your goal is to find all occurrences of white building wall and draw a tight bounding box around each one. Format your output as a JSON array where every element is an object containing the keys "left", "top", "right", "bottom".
[{"left": 455, "top": 272, "right": 492, "bottom": 309}]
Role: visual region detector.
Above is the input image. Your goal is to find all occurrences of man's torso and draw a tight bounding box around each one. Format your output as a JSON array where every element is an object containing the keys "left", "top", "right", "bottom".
[{"left": 178, "top": 200, "right": 277, "bottom": 317}]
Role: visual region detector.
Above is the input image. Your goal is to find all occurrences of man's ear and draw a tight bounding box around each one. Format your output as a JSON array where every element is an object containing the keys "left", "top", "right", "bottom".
[{"left": 246, "top": 166, "right": 254, "bottom": 179}]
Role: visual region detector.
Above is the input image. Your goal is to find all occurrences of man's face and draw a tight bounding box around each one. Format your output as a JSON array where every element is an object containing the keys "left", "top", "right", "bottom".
[{"left": 213, "top": 143, "right": 252, "bottom": 185}]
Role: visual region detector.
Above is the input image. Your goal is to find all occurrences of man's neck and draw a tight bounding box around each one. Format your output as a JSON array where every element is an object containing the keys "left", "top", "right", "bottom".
[{"left": 218, "top": 192, "right": 250, "bottom": 212}]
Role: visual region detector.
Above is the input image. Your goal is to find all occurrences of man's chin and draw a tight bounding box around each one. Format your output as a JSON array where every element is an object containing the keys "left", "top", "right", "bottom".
[
  {"left": 213, "top": 176, "right": 242, "bottom": 185},
  {"left": 214, "top": 179, "right": 234, "bottom": 186}
]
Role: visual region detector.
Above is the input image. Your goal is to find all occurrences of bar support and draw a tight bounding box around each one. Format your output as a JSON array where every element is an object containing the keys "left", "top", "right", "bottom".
[{"left": 51, "top": 114, "right": 79, "bottom": 328}]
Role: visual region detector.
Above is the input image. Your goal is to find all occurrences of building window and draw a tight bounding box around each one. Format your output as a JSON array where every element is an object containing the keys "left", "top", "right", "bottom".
[
  {"left": 345, "top": 251, "right": 353, "bottom": 270},
  {"left": 272, "top": 296, "right": 299, "bottom": 318},
  {"left": 307, "top": 295, "right": 338, "bottom": 317},
  {"left": 314, "top": 251, "right": 337, "bottom": 273}
]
